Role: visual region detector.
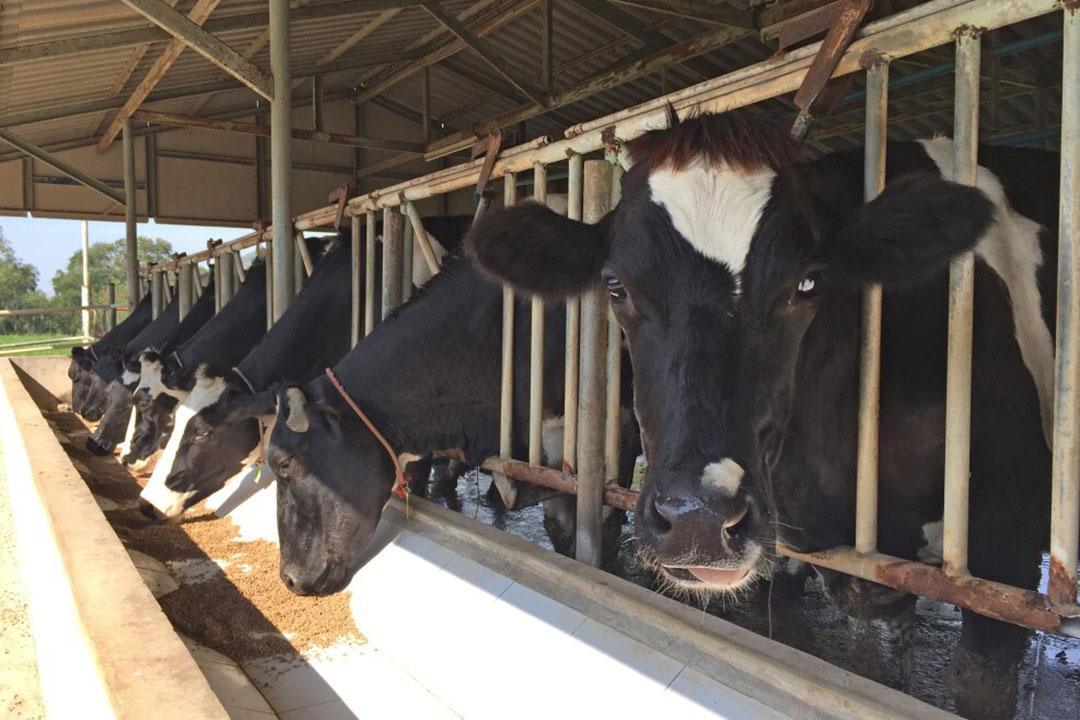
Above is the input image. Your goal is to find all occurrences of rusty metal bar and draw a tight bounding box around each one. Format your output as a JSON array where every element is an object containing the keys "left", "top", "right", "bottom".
[
  {"left": 856, "top": 61, "right": 888, "bottom": 554},
  {"left": 577, "top": 159, "right": 613, "bottom": 567},
  {"left": 365, "top": 212, "right": 377, "bottom": 335},
  {"left": 605, "top": 158, "right": 624, "bottom": 482},
  {"left": 382, "top": 208, "right": 404, "bottom": 319},
  {"left": 480, "top": 457, "right": 638, "bottom": 513},
  {"left": 1050, "top": 5, "right": 1080, "bottom": 606},
  {"left": 351, "top": 213, "right": 362, "bottom": 347},
  {"left": 529, "top": 163, "right": 548, "bottom": 468},
  {"left": 942, "top": 28, "right": 981, "bottom": 578},
  {"left": 564, "top": 155, "right": 584, "bottom": 471}
]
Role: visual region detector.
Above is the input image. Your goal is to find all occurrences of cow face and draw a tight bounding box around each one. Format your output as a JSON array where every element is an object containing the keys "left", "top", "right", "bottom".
[
  {"left": 124, "top": 391, "right": 177, "bottom": 466},
  {"left": 268, "top": 384, "right": 395, "bottom": 596},
  {"left": 468, "top": 113, "right": 995, "bottom": 597},
  {"left": 69, "top": 348, "right": 94, "bottom": 414},
  {"left": 86, "top": 378, "right": 135, "bottom": 455},
  {"left": 159, "top": 386, "right": 267, "bottom": 512},
  {"left": 78, "top": 346, "right": 124, "bottom": 421}
]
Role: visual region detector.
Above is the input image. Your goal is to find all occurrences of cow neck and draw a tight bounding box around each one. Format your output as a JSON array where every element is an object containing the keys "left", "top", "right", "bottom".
[
  {"left": 325, "top": 261, "right": 503, "bottom": 463},
  {"left": 97, "top": 292, "right": 155, "bottom": 351},
  {"left": 176, "top": 263, "right": 268, "bottom": 368}
]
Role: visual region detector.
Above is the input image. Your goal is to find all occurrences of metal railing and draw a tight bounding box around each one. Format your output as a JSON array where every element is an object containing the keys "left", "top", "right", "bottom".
[{"left": 138, "top": 0, "right": 1078, "bottom": 637}]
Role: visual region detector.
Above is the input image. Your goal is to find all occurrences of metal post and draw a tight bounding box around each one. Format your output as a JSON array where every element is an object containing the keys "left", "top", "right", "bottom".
[
  {"left": 856, "top": 61, "right": 888, "bottom": 554},
  {"left": 943, "top": 29, "right": 981, "bottom": 578},
  {"left": 150, "top": 266, "right": 163, "bottom": 321},
  {"left": 351, "top": 213, "right": 362, "bottom": 347},
  {"left": 80, "top": 220, "right": 90, "bottom": 341},
  {"left": 402, "top": 219, "right": 414, "bottom": 304},
  {"left": 162, "top": 273, "right": 172, "bottom": 305},
  {"left": 270, "top": 0, "right": 294, "bottom": 321},
  {"left": 107, "top": 283, "right": 117, "bottom": 330},
  {"left": 577, "top": 159, "right": 612, "bottom": 567},
  {"left": 500, "top": 173, "right": 518, "bottom": 464},
  {"left": 178, "top": 263, "right": 193, "bottom": 319},
  {"left": 564, "top": 154, "right": 584, "bottom": 470},
  {"left": 1050, "top": 5, "right": 1080, "bottom": 606},
  {"left": 123, "top": 118, "right": 138, "bottom": 310},
  {"left": 296, "top": 231, "right": 314, "bottom": 277},
  {"left": 219, "top": 250, "right": 234, "bottom": 307},
  {"left": 192, "top": 263, "right": 203, "bottom": 300},
  {"left": 382, "top": 208, "right": 404, "bottom": 318},
  {"left": 529, "top": 164, "right": 547, "bottom": 467},
  {"left": 233, "top": 249, "right": 246, "bottom": 284},
  {"left": 213, "top": 258, "right": 222, "bottom": 314},
  {"left": 405, "top": 202, "right": 441, "bottom": 276},
  {"left": 264, "top": 244, "right": 274, "bottom": 329},
  {"left": 365, "top": 211, "right": 377, "bottom": 335},
  {"left": 421, "top": 67, "right": 431, "bottom": 145},
  {"left": 294, "top": 233, "right": 305, "bottom": 296},
  {"left": 605, "top": 159, "right": 624, "bottom": 482}
]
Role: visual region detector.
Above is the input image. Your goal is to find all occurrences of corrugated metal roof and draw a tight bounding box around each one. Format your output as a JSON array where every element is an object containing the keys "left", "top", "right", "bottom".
[{"left": 0, "top": 0, "right": 1065, "bottom": 180}]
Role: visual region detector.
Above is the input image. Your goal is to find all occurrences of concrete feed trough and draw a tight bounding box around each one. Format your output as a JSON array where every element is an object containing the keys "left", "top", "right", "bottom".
[{"left": 1, "top": 356, "right": 951, "bottom": 719}]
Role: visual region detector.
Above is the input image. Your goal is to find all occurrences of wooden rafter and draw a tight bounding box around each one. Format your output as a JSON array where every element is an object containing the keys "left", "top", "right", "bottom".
[
  {"left": 98, "top": 0, "right": 222, "bottom": 154},
  {"left": 421, "top": 1, "right": 547, "bottom": 106},
  {"left": 117, "top": 0, "right": 272, "bottom": 99}
]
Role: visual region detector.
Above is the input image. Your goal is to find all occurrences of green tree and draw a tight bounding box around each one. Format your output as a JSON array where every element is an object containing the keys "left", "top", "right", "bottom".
[
  {"left": 51, "top": 236, "right": 173, "bottom": 334},
  {"left": 0, "top": 228, "right": 57, "bottom": 334}
]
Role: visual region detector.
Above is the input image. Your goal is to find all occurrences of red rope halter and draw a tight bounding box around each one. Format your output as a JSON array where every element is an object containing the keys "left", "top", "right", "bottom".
[{"left": 324, "top": 367, "right": 410, "bottom": 501}]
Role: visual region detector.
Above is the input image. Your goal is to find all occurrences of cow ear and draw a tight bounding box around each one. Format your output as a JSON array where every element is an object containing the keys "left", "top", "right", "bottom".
[
  {"left": 227, "top": 389, "right": 277, "bottom": 423},
  {"left": 827, "top": 176, "right": 995, "bottom": 287},
  {"left": 466, "top": 203, "right": 610, "bottom": 297}
]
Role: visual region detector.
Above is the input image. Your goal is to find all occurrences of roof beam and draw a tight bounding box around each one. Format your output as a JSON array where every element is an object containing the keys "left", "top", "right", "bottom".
[
  {"left": 355, "top": 0, "right": 538, "bottom": 105},
  {"left": 98, "top": 0, "right": 223, "bottom": 154},
  {"left": 610, "top": 0, "right": 754, "bottom": 27},
  {"left": 117, "top": 0, "right": 272, "bottom": 100},
  {"left": 317, "top": 8, "right": 403, "bottom": 66},
  {"left": 0, "top": 128, "right": 126, "bottom": 206},
  {"left": 420, "top": 2, "right": 547, "bottom": 106},
  {"left": 0, "top": 1, "right": 429, "bottom": 67},
  {"left": 131, "top": 110, "right": 424, "bottom": 153}
]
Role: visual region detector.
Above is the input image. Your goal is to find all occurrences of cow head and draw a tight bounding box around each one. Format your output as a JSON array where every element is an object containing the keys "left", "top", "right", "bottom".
[
  {"left": 467, "top": 112, "right": 995, "bottom": 597},
  {"left": 78, "top": 345, "right": 125, "bottom": 421},
  {"left": 267, "top": 382, "right": 397, "bottom": 596},
  {"left": 69, "top": 347, "right": 95, "bottom": 413},
  {"left": 85, "top": 377, "right": 135, "bottom": 456},
  {"left": 123, "top": 390, "right": 177, "bottom": 467}
]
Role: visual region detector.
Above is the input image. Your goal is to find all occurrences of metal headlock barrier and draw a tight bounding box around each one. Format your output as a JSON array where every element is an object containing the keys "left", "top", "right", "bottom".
[{"left": 139, "top": 0, "right": 1079, "bottom": 636}]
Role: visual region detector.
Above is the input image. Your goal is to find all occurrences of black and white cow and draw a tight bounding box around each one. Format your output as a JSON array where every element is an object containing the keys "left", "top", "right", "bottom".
[
  {"left": 85, "top": 288, "right": 182, "bottom": 455},
  {"left": 69, "top": 291, "right": 155, "bottom": 420},
  {"left": 136, "top": 216, "right": 474, "bottom": 520},
  {"left": 468, "top": 111, "right": 1059, "bottom": 719},
  {"left": 263, "top": 254, "right": 638, "bottom": 596}
]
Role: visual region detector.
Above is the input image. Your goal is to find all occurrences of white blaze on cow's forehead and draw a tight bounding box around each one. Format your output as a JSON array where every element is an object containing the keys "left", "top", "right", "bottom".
[
  {"left": 140, "top": 367, "right": 228, "bottom": 517},
  {"left": 700, "top": 458, "right": 744, "bottom": 497},
  {"left": 137, "top": 355, "right": 164, "bottom": 394},
  {"left": 647, "top": 158, "right": 776, "bottom": 291},
  {"left": 121, "top": 369, "right": 139, "bottom": 385},
  {"left": 919, "top": 138, "right": 1054, "bottom": 446},
  {"left": 116, "top": 406, "right": 138, "bottom": 457}
]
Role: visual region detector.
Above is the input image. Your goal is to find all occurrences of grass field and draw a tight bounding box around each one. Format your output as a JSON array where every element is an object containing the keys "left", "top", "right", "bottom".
[{"left": 0, "top": 334, "right": 82, "bottom": 357}]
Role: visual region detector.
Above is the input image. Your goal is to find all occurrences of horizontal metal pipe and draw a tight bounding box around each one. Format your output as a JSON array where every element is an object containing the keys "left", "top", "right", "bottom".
[{"left": 479, "top": 458, "right": 638, "bottom": 512}]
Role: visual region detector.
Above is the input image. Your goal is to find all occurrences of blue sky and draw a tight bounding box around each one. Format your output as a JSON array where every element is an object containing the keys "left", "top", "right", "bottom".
[{"left": 0, "top": 215, "right": 251, "bottom": 295}]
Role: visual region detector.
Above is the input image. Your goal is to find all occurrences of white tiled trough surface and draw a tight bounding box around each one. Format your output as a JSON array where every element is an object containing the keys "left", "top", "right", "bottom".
[{"left": 208, "top": 476, "right": 953, "bottom": 720}]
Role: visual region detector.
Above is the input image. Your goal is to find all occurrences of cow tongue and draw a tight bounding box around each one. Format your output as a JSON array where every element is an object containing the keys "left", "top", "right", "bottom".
[{"left": 687, "top": 567, "right": 749, "bottom": 586}]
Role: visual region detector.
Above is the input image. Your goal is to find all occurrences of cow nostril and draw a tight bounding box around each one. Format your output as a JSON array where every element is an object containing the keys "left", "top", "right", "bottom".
[
  {"left": 648, "top": 496, "right": 675, "bottom": 535},
  {"left": 723, "top": 502, "right": 752, "bottom": 539}
]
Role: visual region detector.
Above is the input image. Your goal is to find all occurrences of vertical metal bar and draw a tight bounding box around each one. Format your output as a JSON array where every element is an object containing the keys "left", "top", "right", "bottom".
[
  {"left": 270, "top": 0, "right": 294, "bottom": 321},
  {"left": 312, "top": 74, "right": 324, "bottom": 133},
  {"left": 255, "top": 111, "right": 268, "bottom": 220},
  {"left": 232, "top": 249, "right": 246, "bottom": 284},
  {"left": 605, "top": 159, "right": 624, "bottom": 482},
  {"left": 178, "top": 263, "right": 193, "bottom": 320},
  {"left": 192, "top": 263, "right": 203, "bottom": 300},
  {"left": 856, "top": 61, "right": 888, "bottom": 554},
  {"left": 529, "top": 164, "right": 547, "bottom": 467},
  {"left": 123, "top": 118, "right": 138, "bottom": 310},
  {"left": 219, "top": 250, "right": 234, "bottom": 307},
  {"left": 150, "top": 266, "right": 163, "bottom": 321},
  {"left": 365, "top": 212, "right": 377, "bottom": 335},
  {"left": 564, "top": 154, "right": 583, "bottom": 470},
  {"left": 382, "top": 208, "right": 404, "bottom": 318},
  {"left": 351, "top": 213, "right": 362, "bottom": 347},
  {"left": 162, "top": 273, "right": 172, "bottom": 305},
  {"left": 294, "top": 233, "right": 305, "bottom": 295},
  {"left": 943, "top": 29, "right": 981, "bottom": 578},
  {"left": 1050, "top": 6, "right": 1080, "bottom": 606},
  {"left": 213, "top": 258, "right": 222, "bottom": 314},
  {"left": 264, "top": 244, "right": 274, "bottom": 329},
  {"left": 500, "top": 173, "right": 518, "bottom": 468},
  {"left": 107, "top": 283, "right": 117, "bottom": 330},
  {"left": 145, "top": 132, "right": 158, "bottom": 218},
  {"left": 81, "top": 220, "right": 90, "bottom": 341},
  {"left": 402, "top": 218, "right": 414, "bottom": 303},
  {"left": 22, "top": 158, "right": 33, "bottom": 212},
  {"left": 296, "top": 231, "right": 314, "bottom": 277},
  {"left": 577, "top": 159, "right": 612, "bottom": 567}
]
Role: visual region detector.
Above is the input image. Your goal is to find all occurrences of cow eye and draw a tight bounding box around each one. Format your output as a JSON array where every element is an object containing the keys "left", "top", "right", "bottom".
[
  {"left": 605, "top": 276, "right": 627, "bottom": 302},
  {"left": 276, "top": 455, "right": 296, "bottom": 477},
  {"left": 796, "top": 272, "right": 820, "bottom": 298}
]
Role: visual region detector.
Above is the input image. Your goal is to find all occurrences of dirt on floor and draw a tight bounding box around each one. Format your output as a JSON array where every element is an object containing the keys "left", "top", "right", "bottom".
[{"left": 42, "top": 409, "right": 364, "bottom": 663}]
